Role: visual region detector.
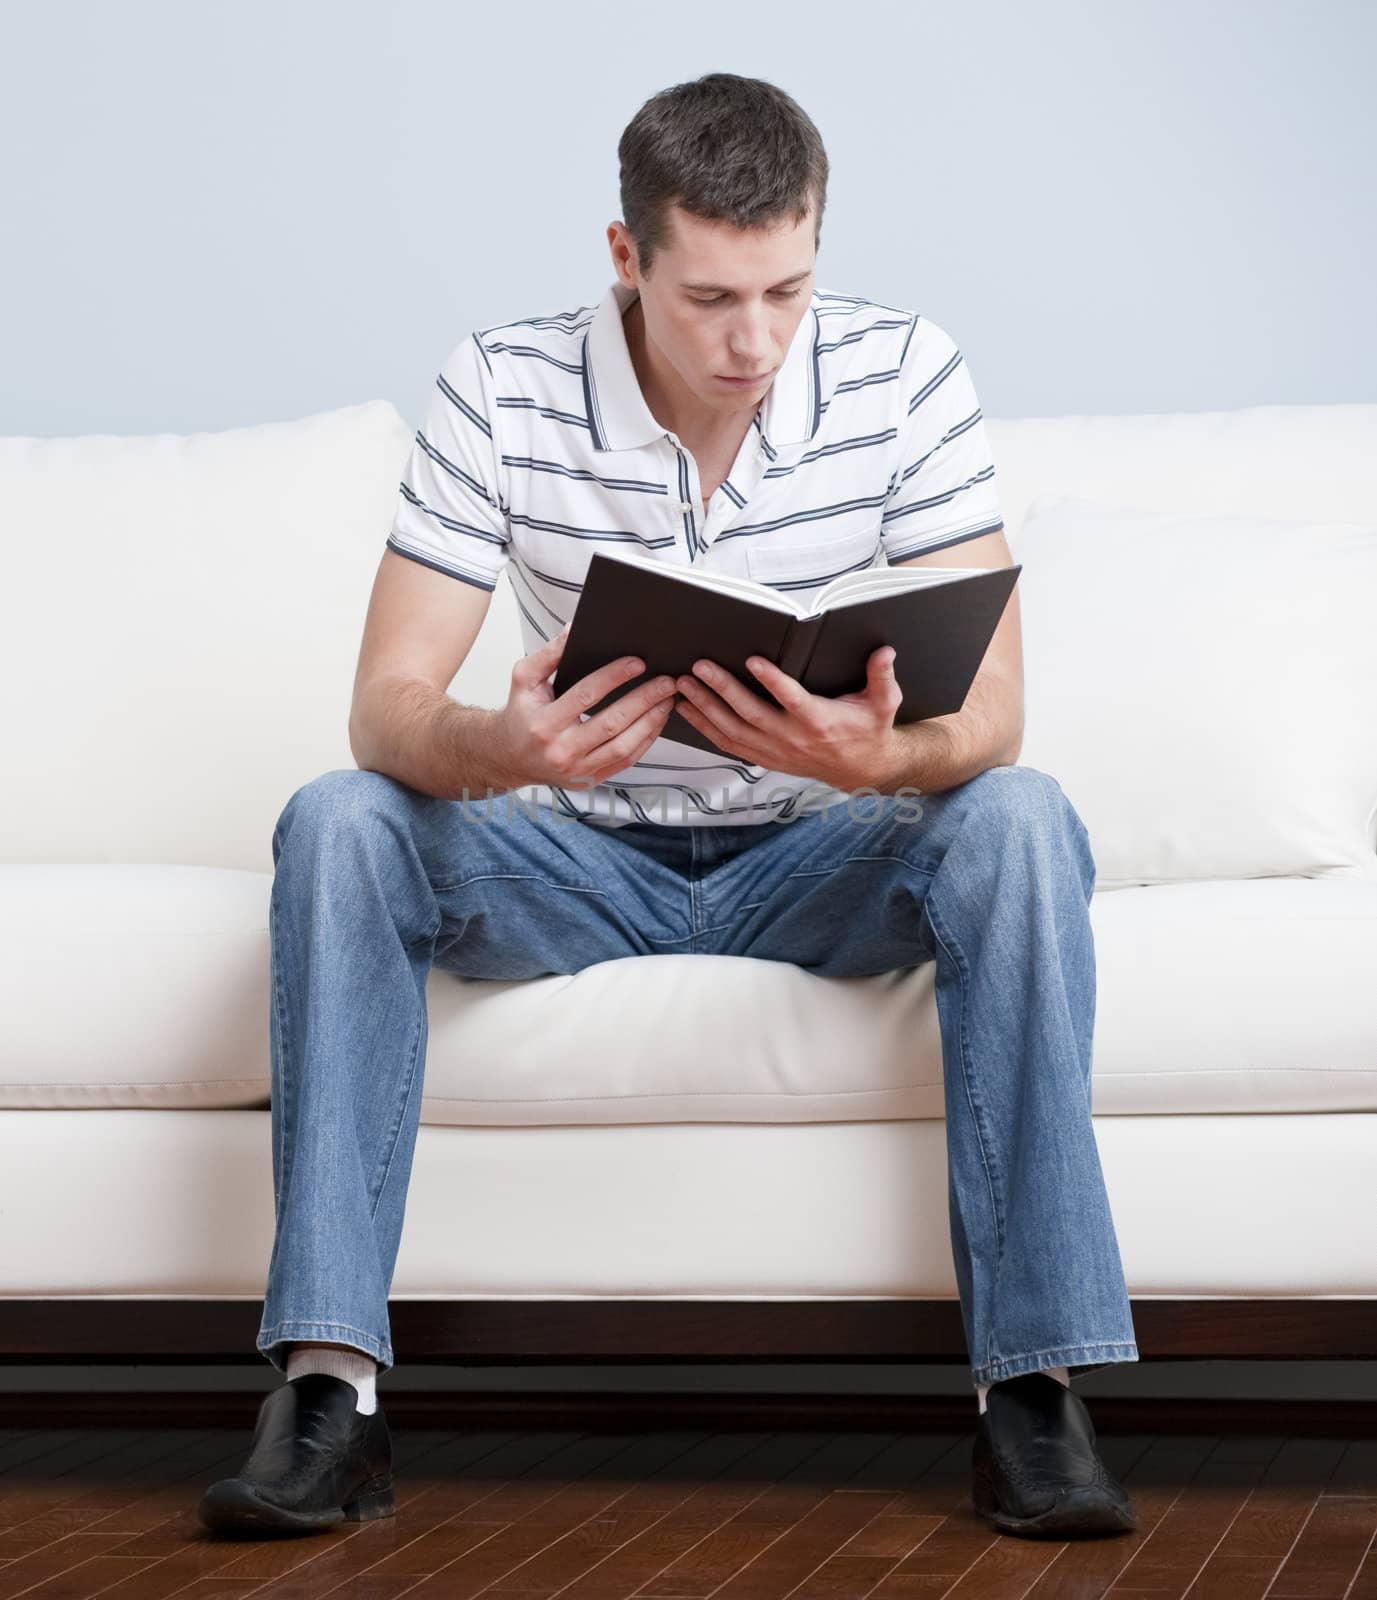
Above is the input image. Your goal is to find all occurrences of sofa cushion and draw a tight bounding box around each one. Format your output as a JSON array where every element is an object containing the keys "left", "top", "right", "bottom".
[
  {"left": 5, "top": 400, "right": 1375, "bottom": 877},
  {"left": 987, "top": 402, "right": 1377, "bottom": 536},
  {"left": 3, "top": 864, "right": 1375, "bottom": 1121},
  {"left": 1014, "top": 496, "right": 1377, "bottom": 888},
  {"left": 0, "top": 401, "right": 414, "bottom": 873}
]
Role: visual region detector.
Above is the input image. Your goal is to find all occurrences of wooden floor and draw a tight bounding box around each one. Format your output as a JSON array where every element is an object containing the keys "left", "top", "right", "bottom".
[{"left": 2, "top": 1422, "right": 1376, "bottom": 1599}]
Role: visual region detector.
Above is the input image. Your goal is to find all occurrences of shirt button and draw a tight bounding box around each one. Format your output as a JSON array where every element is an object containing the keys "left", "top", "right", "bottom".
[{"left": 678, "top": 499, "right": 694, "bottom": 512}]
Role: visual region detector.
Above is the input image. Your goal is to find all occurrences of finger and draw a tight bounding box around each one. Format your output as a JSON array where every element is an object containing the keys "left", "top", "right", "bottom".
[
  {"left": 557, "top": 664, "right": 675, "bottom": 735},
  {"left": 865, "top": 644, "right": 894, "bottom": 688},
  {"left": 682, "top": 659, "right": 787, "bottom": 738},
  {"left": 671, "top": 696, "right": 729, "bottom": 753},
  {"left": 571, "top": 695, "right": 676, "bottom": 784},
  {"left": 743, "top": 654, "right": 809, "bottom": 715},
  {"left": 568, "top": 679, "right": 677, "bottom": 766},
  {"left": 512, "top": 621, "right": 572, "bottom": 687},
  {"left": 674, "top": 685, "right": 764, "bottom": 762},
  {"left": 867, "top": 644, "right": 904, "bottom": 713}
]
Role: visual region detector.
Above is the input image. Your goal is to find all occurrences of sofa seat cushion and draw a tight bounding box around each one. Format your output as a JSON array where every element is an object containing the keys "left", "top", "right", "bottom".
[{"left": 2, "top": 865, "right": 1375, "bottom": 1120}]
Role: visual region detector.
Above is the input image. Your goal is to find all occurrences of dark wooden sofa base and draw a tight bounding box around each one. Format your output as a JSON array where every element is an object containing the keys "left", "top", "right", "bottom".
[{"left": 3, "top": 1298, "right": 1374, "bottom": 1434}]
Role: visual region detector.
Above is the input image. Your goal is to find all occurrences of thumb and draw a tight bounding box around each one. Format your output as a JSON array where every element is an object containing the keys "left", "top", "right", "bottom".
[
  {"left": 868, "top": 644, "right": 897, "bottom": 692},
  {"left": 517, "top": 620, "right": 571, "bottom": 691}
]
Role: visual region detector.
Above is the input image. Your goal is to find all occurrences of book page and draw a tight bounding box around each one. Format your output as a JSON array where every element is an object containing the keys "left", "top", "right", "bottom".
[
  {"left": 812, "top": 565, "right": 982, "bottom": 613},
  {"left": 593, "top": 547, "right": 806, "bottom": 617}
]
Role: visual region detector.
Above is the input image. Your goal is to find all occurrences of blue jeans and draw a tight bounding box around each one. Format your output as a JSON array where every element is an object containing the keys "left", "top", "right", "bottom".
[{"left": 256, "top": 763, "right": 1139, "bottom": 1390}]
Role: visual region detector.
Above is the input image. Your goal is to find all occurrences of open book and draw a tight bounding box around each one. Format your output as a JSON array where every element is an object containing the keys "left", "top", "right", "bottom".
[{"left": 550, "top": 547, "right": 1021, "bottom": 760}]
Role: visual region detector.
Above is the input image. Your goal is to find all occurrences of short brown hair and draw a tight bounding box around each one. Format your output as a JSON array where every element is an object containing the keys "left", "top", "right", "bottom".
[{"left": 617, "top": 73, "right": 829, "bottom": 276}]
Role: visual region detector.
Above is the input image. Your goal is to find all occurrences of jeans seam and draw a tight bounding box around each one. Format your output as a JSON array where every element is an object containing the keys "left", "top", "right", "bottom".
[
  {"left": 689, "top": 828, "right": 702, "bottom": 948},
  {"left": 783, "top": 853, "right": 943, "bottom": 883},
  {"left": 259, "top": 1321, "right": 390, "bottom": 1361},
  {"left": 922, "top": 883, "right": 1005, "bottom": 1380},
  {"left": 987, "top": 1341, "right": 1139, "bottom": 1365},
  {"left": 974, "top": 1342, "right": 1139, "bottom": 1385},
  {"left": 268, "top": 883, "right": 294, "bottom": 1219},
  {"left": 431, "top": 872, "right": 609, "bottom": 897},
  {"left": 370, "top": 976, "right": 426, "bottom": 1228}
]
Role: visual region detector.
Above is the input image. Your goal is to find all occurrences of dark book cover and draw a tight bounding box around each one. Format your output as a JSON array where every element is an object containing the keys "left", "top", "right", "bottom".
[{"left": 550, "top": 552, "right": 1021, "bottom": 763}]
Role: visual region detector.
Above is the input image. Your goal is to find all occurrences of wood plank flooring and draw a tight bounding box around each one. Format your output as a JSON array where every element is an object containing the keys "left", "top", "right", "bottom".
[{"left": 1, "top": 1421, "right": 1375, "bottom": 1599}]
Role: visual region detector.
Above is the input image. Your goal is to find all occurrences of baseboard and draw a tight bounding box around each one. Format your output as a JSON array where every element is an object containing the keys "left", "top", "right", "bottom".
[{"left": 5, "top": 1388, "right": 1376, "bottom": 1436}]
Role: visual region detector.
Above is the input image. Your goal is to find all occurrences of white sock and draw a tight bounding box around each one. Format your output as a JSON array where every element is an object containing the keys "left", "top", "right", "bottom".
[
  {"left": 977, "top": 1364, "right": 1070, "bottom": 1414},
  {"left": 286, "top": 1343, "right": 379, "bottom": 1415}
]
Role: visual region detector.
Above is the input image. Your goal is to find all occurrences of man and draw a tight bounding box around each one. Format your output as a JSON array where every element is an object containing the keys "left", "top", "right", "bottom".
[{"left": 199, "top": 72, "right": 1139, "bottom": 1542}]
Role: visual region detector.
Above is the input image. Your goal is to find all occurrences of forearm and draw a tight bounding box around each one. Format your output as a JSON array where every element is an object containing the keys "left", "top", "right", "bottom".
[
  {"left": 349, "top": 676, "right": 521, "bottom": 803},
  {"left": 870, "top": 673, "right": 1022, "bottom": 796}
]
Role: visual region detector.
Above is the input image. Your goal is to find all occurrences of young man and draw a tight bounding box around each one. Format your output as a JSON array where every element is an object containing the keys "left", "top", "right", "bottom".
[{"left": 200, "top": 73, "right": 1140, "bottom": 1542}]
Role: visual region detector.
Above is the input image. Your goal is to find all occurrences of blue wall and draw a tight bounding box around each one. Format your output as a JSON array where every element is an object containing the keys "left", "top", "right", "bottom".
[{"left": 4, "top": 0, "right": 1373, "bottom": 435}]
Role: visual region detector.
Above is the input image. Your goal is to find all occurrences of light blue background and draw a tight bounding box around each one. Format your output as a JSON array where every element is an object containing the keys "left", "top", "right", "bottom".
[{"left": 3, "top": 0, "right": 1373, "bottom": 433}]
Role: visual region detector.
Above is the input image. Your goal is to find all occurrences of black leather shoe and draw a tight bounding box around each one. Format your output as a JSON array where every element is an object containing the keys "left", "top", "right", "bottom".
[
  {"left": 972, "top": 1371, "right": 1137, "bottom": 1539},
  {"left": 197, "top": 1373, "right": 394, "bottom": 1536}
]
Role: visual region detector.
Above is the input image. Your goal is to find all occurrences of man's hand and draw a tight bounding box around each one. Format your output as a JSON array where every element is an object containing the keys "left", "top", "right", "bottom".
[
  {"left": 492, "top": 623, "right": 681, "bottom": 790},
  {"left": 673, "top": 647, "right": 903, "bottom": 791}
]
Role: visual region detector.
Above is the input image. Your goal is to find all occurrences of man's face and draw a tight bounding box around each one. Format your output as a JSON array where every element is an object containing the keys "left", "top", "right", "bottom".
[{"left": 613, "top": 201, "right": 817, "bottom": 414}]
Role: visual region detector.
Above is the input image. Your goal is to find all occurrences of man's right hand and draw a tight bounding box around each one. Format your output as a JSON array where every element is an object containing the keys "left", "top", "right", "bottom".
[{"left": 491, "top": 623, "right": 681, "bottom": 790}]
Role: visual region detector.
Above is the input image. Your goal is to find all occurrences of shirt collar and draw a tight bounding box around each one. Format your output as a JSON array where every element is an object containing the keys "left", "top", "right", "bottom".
[{"left": 581, "top": 278, "right": 822, "bottom": 455}]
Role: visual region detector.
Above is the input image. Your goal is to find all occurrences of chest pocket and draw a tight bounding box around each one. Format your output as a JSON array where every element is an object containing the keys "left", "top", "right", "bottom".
[{"left": 744, "top": 525, "right": 883, "bottom": 593}]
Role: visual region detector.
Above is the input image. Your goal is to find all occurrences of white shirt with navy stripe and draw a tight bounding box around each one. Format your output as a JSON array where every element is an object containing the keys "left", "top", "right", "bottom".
[{"left": 386, "top": 279, "right": 1005, "bottom": 827}]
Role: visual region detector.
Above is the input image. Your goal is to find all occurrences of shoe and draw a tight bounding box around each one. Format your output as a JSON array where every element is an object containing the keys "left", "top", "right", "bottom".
[
  {"left": 197, "top": 1372, "right": 394, "bottom": 1536},
  {"left": 971, "top": 1371, "right": 1137, "bottom": 1539}
]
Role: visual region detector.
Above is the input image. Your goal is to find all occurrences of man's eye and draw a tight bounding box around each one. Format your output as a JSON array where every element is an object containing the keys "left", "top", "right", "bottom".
[{"left": 692, "top": 289, "right": 804, "bottom": 307}]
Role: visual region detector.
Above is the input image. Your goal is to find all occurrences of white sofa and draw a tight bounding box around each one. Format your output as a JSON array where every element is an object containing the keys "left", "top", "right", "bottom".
[{"left": 2, "top": 396, "right": 1375, "bottom": 1372}]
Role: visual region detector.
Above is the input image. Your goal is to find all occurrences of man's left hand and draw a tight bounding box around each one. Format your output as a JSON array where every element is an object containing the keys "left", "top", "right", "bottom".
[{"left": 673, "top": 647, "right": 903, "bottom": 791}]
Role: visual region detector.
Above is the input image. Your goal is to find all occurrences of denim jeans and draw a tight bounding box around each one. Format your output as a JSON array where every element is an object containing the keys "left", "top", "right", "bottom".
[{"left": 256, "top": 763, "right": 1139, "bottom": 1390}]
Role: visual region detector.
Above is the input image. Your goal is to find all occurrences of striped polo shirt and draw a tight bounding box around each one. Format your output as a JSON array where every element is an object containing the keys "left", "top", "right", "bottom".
[{"left": 386, "top": 278, "right": 1005, "bottom": 826}]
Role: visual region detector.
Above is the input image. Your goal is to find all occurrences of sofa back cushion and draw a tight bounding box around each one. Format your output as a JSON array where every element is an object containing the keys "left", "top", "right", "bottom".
[
  {"left": 1014, "top": 496, "right": 1377, "bottom": 886},
  {"left": 986, "top": 402, "right": 1377, "bottom": 534},
  {"left": 3, "top": 397, "right": 1375, "bottom": 874},
  {"left": 0, "top": 402, "right": 413, "bottom": 870}
]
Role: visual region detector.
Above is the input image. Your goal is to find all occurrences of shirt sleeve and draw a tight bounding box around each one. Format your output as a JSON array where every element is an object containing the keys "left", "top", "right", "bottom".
[
  {"left": 879, "top": 316, "right": 1005, "bottom": 563},
  {"left": 385, "top": 332, "right": 511, "bottom": 591}
]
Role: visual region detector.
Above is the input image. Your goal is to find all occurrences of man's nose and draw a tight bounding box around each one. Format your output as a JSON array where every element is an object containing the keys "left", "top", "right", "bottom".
[{"left": 728, "top": 312, "right": 772, "bottom": 363}]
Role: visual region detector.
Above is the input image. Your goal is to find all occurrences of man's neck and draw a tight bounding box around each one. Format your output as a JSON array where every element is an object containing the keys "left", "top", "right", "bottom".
[{"left": 622, "top": 294, "right": 759, "bottom": 466}]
